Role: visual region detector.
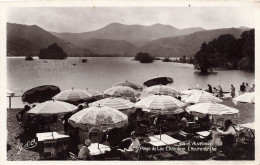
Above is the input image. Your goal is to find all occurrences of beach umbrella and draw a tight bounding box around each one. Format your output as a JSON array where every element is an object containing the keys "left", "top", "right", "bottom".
[
  {"left": 69, "top": 105, "right": 128, "bottom": 131},
  {"left": 104, "top": 86, "right": 139, "bottom": 98},
  {"left": 85, "top": 88, "right": 103, "bottom": 100},
  {"left": 53, "top": 88, "right": 93, "bottom": 102},
  {"left": 185, "top": 92, "right": 222, "bottom": 104},
  {"left": 22, "top": 85, "right": 61, "bottom": 104},
  {"left": 69, "top": 105, "right": 128, "bottom": 148},
  {"left": 113, "top": 80, "right": 143, "bottom": 91},
  {"left": 90, "top": 97, "right": 135, "bottom": 113},
  {"left": 233, "top": 92, "right": 254, "bottom": 104},
  {"left": 186, "top": 103, "right": 239, "bottom": 116},
  {"left": 144, "top": 85, "right": 178, "bottom": 97},
  {"left": 135, "top": 95, "right": 186, "bottom": 115},
  {"left": 143, "top": 77, "right": 173, "bottom": 87},
  {"left": 27, "top": 100, "right": 77, "bottom": 114}
]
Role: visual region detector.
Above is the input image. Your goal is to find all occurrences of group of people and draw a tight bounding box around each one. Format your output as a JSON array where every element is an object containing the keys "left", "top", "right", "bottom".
[
  {"left": 206, "top": 84, "right": 224, "bottom": 98},
  {"left": 77, "top": 131, "right": 140, "bottom": 160},
  {"left": 206, "top": 82, "right": 254, "bottom": 99}
]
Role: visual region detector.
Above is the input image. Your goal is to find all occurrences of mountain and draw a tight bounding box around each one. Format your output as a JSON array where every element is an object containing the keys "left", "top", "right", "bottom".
[
  {"left": 139, "top": 28, "right": 247, "bottom": 57},
  {"left": 52, "top": 23, "right": 205, "bottom": 47},
  {"left": 7, "top": 23, "right": 93, "bottom": 57},
  {"left": 78, "top": 38, "right": 137, "bottom": 56}
]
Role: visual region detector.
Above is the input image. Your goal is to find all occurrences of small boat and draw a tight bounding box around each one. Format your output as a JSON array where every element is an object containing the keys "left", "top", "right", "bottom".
[
  {"left": 144, "top": 77, "right": 174, "bottom": 87},
  {"left": 81, "top": 59, "right": 88, "bottom": 63},
  {"left": 73, "top": 63, "right": 76, "bottom": 66},
  {"left": 25, "top": 56, "right": 33, "bottom": 61}
]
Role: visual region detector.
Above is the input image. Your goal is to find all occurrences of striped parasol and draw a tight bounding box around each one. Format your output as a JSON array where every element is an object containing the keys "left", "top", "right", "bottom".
[
  {"left": 144, "top": 85, "right": 178, "bottom": 97},
  {"left": 135, "top": 95, "right": 186, "bottom": 115},
  {"left": 104, "top": 86, "right": 139, "bottom": 98},
  {"left": 85, "top": 88, "right": 103, "bottom": 100},
  {"left": 185, "top": 92, "right": 222, "bottom": 104},
  {"left": 186, "top": 103, "right": 239, "bottom": 116},
  {"left": 113, "top": 80, "right": 143, "bottom": 91},
  {"left": 27, "top": 100, "right": 77, "bottom": 114},
  {"left": 68, "top": 105, "right": 128, "bottom": 131},
  {"left": 90, "top": 97, "right": 135, "bottom": 113},
  {"left": 53, "top": 88, "right": 93, "bottom": 102},
  {"left": 233, "top": 92, "right": 254, "bottom": 104}
]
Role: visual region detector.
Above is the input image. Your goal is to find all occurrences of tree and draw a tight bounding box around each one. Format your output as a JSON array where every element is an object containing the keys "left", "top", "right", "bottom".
[
  {"left": 39, "top": 43, "right": 67, "bottom": 59},
  {"left": 134, "top": 52, "right": 154, "bottom": 63},
  {"left": 194, "top": 42, "right": 212, "bottom": 73}
]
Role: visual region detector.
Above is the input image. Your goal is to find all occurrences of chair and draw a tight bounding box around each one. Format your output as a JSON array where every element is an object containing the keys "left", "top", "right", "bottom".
[
  {"left": 216, "top": 118, "right": 224, "bottom": 127},
  {"left": 67, "top": 152, "right": 79, "bottom": 160},
  {"left": 190, "top": 124, "right": 201, "bottom": 133},
  {"left": 201, "top": 122, "right": 211, "bottom": 131},
  {"left": 146, "top": 127, "right": 156, "bottom": 136},
  {"left": 173, "top": 150, "right": 188, "bottom": 160},
  {"left": 43, "top": 139, "right": 57, "bottom": 158},
  {"left": 179, "top": 131, "right": 191, "bottom": 141},
  {"left": 135, "top": 127, "right": 146, "bottom": 136}
]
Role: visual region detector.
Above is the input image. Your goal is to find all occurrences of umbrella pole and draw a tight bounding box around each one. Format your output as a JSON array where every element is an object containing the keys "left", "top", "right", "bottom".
[
  {"left": 159, "top": 124, "right": 162, "bottom": 140},
  {"left": 98, "top": 130, "right": 100, "bottom": 149}
]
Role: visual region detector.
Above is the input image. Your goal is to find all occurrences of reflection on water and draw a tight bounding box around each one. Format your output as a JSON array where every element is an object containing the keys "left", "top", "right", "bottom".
[{"left": 7, "top": 57, "right": 254, "bottom": 108}]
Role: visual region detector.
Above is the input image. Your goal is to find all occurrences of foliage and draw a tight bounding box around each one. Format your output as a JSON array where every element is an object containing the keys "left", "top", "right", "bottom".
[
  {"left": 39, "top": 43, "right": 67, "bottom": 59},
  {"left": 134, "top": 52, "right": 154, "bottom": 63},
  {"left": 194, "top": 30, "right": 254, "bottom": 72}
]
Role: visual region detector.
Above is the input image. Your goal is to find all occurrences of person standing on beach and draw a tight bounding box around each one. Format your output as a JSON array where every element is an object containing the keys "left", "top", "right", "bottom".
[
  {"left": 218, "top": 85, "right": 223, "bottom": 98},
  {"left": 245, "top": 83, "right": 250, "bottom": 92},
  {"left": 207, "top": 84, "right": 213, "bottom": 93},
  {"left": 230, "top": 84, "right": 236, "bottom": 98},
  {"left": 240, "top": 82, "right": 246, "bottom": 95}
]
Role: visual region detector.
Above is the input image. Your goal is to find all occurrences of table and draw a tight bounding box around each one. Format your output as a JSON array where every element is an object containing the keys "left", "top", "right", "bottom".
[
  {"left": 148, "top": 134, "right": 180, "bottom": 146},
  {"left": 36, "top": 132, "right": 70, "bottom": 141},
  {"left": 88, "top": 143, "right": 111, "bottom": 155},
  {"left": 196, "top": 131, "right": 211, "bottom": 137}
]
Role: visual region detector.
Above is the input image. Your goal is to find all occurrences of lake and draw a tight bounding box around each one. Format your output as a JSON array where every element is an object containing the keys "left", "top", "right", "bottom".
[{"left": 7, "top": 57, "right": 254, "bottom": 108}]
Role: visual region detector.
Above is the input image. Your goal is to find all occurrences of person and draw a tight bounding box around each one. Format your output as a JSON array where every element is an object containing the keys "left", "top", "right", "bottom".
[
  {"left": 61, "top": 112, "right": 73, "bottom": 132},
  {"left": 249, "top": 84, "right": 255, "bottom": 92},
  {"left": 210, "top": 127, "right": 223, "bottom": 147},
  {"left": 240, "top": 82, "right": 246, "bottom": 95},
  {"left": 213, "top": 87, "right": 218, "bottom": 97},
  {"left": 181, "top": 117, "right": 190, "bottom": 132},
  {"left": 75, "top": 105, "right": 84, "bottom": 114},
  {"left": 245, "top": 83, "right": 250, "bottom": 92},
  {"left": 217, "top": 120, "right": 237, "bottom": 156},
  {"left": 230, "top": 84, "right": 236, "bottom": 98},
  {"left": 118, "top": 131, "right": 140, "bottom": 160},
  {"left": 218, "top": 85, "right": 223, "bottom": 98},
  {"left": 207, "top": 84, "right": 213, "bottom": 93},
  {"left": 78, "top": 139, "right": 94, "bottom": 160},
  {"left": 16, "top": 105, "right": 31, "bottom": 127},
  {"left": 199, "top": 114, "right": 210, "bottom": 123}
]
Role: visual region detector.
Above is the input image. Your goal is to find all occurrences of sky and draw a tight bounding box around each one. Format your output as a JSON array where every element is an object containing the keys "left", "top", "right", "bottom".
[{"left": 7, "top": 7, "right": 255, "bottom": 33}]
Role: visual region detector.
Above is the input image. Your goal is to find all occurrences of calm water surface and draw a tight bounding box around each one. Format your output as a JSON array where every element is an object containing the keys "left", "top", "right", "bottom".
[{"left": 7, "top": 57, "right": 254, "bottom": 108}]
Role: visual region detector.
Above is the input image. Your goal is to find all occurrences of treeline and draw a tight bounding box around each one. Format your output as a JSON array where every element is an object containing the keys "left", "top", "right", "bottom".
[
  {"left": 163, "top": 56, "right": 194, "bottom": 64},
  {"left": 194, "top": 29, "right": 254, "bottom": 73}
]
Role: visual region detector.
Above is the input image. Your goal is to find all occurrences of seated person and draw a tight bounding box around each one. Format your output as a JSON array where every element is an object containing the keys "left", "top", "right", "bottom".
[
  {"left": 118, "top": 131, "right": 140, "bottom": 160},
  {"left": 104, "top": 142, "right": 122, "bottom": 160},
  {"left": 181, "top": 117, "right": 190, "bottom": 132},
  {"left": 78, "top": 139, "right": 94, "bottom": 160},
  {"left": 217, "top": 120, "right": 236, "bottom": 146}
]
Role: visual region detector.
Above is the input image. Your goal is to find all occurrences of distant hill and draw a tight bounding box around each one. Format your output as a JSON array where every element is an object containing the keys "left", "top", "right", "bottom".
[
  {"left": 78, "top": 38, "right": 137, "bottom": 56},
  {"left": 7, "top": 23, "right": 93, "bottom": 57},
  {"left": 139, "top": 28, "right": 246, "bottom": 57},
  {"left": 52, "top": 23, "right": 205, "bottom": 47}
]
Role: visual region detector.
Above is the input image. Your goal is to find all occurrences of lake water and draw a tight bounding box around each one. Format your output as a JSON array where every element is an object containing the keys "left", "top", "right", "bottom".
[{"left": 7, "top": 57, "right": 254, "bottom": 108}]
